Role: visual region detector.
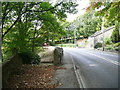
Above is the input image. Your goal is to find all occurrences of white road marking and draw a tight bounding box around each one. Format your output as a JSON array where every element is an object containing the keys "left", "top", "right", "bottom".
[
  {"left": 87, "top": 52, "right": 120, "bottom": 66},
  {"left": 69, "top": 53, "right": 86, "bottom": 88},
  {"left": 89, "top": 64, "right": 98, "bottom": 67},
  {"left": 88, "top": 51, "right": 118, "bottom": 57}
]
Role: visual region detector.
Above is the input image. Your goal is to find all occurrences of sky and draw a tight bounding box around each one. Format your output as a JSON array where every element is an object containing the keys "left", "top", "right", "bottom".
[{"left": 66, "top": 0, "right": 90, "bottom": 22}]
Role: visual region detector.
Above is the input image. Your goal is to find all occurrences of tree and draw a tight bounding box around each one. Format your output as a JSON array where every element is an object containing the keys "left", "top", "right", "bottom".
[
  {"left": 64, "top": 11, "right": 102, "bottom": 39},
  {"left": 87, "top": 1, "right": 120, "bottom": 43},
  {"left": 111, "top": 21, "right": 120, "bottom": 43},
  {"left": 77, "top": 11, "right": 102, "bottom": 38},
  {"left": 2, "top": 2, "right": 78, "bottom": 39},
  {"left": 2, "top": 1, "right": 78, "bottom": 61}
]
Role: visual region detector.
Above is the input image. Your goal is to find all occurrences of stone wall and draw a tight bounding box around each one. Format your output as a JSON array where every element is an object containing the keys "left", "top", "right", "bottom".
[
  {"left": 87, "top": 26, "right": 114, "bottom": 48},
  {"left": 87, "top": 37, "right": 94, "bottom": 48},
  {"left": 2, "top": 54, "right": 23, "bottom": 87}
]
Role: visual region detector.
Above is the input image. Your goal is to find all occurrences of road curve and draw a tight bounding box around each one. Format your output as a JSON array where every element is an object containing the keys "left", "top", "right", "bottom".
[{"left": 63, "top": 48, "right": 119, "bottom": 88}]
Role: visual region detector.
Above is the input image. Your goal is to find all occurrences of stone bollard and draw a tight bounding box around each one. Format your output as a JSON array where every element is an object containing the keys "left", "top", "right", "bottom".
[{"left": 53, "top": 47, "right": 63, "bottom": 65}]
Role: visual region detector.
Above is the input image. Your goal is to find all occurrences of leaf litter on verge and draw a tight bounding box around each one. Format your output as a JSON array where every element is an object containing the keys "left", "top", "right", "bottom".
[{"left": 5, "top": 64, "right": 62, "bottom": 88}]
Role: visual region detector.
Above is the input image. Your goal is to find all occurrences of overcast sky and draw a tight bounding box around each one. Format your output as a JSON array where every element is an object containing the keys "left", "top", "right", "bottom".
[{"left": 66, "top": 0, "right": 90, "bottom": 22}]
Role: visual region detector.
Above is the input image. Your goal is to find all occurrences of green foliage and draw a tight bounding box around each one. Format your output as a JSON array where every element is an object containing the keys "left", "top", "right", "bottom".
[
  {"left": 90, "top": 2, "right": 120, "bottom": 22},
  {"left": 114, "top": 42, "right": 120, "bottom": 47},
  {"left": 105, "top": 45, "right": 119, "bottom": 51},
  {"left": 19, "top": 52, "right": 41, "bottom": 64},
  {"left": 88, "top": 2, "right": 120, "bottom": 45},
  {"left": 104, "top": 38, "right": 112, "bottom": 45},
  {"left": 2, "top": 47, "right": 12, "bottom": 62},
  {"left": 48, "top": 41, "right": 55, "bottom": 46},
  {"left": 64, "top": 11, "right": 102, "bottom": 39},
  {"left": 105, "top": 46, "right": 114, "bottom": 50},
  {"left": 2, "top": 2, "right": 78, "bottom": 62},
  {"left": 55, "top": 2, "right": 78, "bottom": 20},
  {"left": 2, "top": 22, "right": 31, "bottom": 62},
  {"left": 94, "top": 42, "right": 102, "bottom": 49},
  {"left": 114, "top": 47, "right": 119, "bottom": 51},
  {"left": 111, "top": 21, "right": 120, "bottom": 43},
  {"left": 78, "top": 12, "right": 102, "bottom": 38},
  {"left": 55, "top": 44, "right": 76, "bottom": 47}
]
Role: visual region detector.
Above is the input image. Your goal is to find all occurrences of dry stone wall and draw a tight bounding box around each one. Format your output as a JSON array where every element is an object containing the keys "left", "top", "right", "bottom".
[{"left": 2, "top": 54, "right": 23, "bottom": 87}]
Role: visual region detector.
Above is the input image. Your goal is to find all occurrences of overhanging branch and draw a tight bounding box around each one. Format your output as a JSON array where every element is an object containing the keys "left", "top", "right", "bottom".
[
  {"left": 27, "top": 2, "right": 63, "bottom": 13},
  {"left": 2, "top": 2, "right": 63, "bottom": 39},
  {"left": 2, "top": 16, "right": 20, "bottom": 39}
]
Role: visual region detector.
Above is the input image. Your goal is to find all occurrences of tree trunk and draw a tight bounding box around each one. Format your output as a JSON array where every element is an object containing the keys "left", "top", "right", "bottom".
[{"left": 32, "top": 27, "right": 37, "bottom": 52}]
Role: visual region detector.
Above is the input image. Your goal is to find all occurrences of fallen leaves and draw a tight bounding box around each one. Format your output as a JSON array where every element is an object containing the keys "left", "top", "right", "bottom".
[
  {"left": 5, "top": 64, "right": 59, "bottom": 88},
  {"left": 54, "top": 66, "right": 66, "bottom": 70}
]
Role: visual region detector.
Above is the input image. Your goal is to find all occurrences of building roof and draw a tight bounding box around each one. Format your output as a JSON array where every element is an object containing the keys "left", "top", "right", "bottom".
[{"left": 90, "top": 26, "right": 115, "bottom": 37}]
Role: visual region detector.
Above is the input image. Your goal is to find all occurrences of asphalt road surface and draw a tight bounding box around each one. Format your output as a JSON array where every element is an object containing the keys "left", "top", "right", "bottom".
[{"left": 64, "top": 48, "right": 119, "bottom": 88}]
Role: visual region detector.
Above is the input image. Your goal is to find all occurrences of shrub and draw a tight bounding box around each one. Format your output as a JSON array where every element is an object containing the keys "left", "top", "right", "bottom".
[
  {"left": 94, "top": 42, "right": 102, "bottom": 49},
  {"left": 111, "top": 22, "right": 120, "bottom": 43},
  {"left": 104, "top": 38, "right": 112, "bottom": 45},
  {"left": 19, "top": 52, "right": 41, "bottom": 64},
  {"left": 114, "top": 42, "right": 120, "bottom": 47},
  {"left": 114, "top": 47, "right": 119, "bottom": 51},
  {"left": 105, "top": 46, "right": 114, "bottom": 50}
]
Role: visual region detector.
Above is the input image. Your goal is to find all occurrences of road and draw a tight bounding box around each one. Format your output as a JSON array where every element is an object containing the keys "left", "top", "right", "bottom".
[{"left": 63, "top": 48, "right": 119, "bottom": 88}]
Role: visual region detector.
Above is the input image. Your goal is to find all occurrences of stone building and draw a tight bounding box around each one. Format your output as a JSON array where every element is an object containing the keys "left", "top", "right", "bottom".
[{"left": 87, "top": 26, "right": 115, "bottom": 48}]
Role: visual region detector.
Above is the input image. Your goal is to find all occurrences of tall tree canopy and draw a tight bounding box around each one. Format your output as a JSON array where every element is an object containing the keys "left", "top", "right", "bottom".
[
  {"left": 2, "top": 2, "right": 78, "bottom": 38},
  {"left": 87, "top": 1, "right": 120, "bottom": 43},
  {"left": 2, "top": 1, "right": 78, "bottom": 61},
  {"left": 63, "top": 11, "right": 102, "bottom": 39}
]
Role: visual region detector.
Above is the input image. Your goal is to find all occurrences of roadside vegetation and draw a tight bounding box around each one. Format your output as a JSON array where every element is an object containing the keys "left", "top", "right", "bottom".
[
  {"left": 1, "top": 1, "right": 119, "bottom": 88},
  {"left": 1, "top": 1, "right": 78, "bottom": 63},
  {"left": 59, "top": 2, "right": 119, "bottom": 51},
  {"left": 2, "top": 1, "right": 79, "bottom": 88},
  {"left": 86, "top": 2, "right": 120, "bottom": 51}
]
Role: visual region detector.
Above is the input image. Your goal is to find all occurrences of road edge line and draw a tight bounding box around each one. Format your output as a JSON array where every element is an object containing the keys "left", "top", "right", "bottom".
[{"left": 70, "top": 54, "right": 85, "bottom": 89}]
